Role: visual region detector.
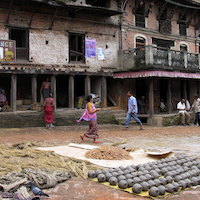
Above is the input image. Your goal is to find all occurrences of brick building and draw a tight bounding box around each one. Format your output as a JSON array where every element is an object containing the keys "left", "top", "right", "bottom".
[
  {"left": 0, "top": 0, "right": 122, "bottom": 111},
  {"left": 114, "top": 0, "right": 200, "bottom": 120}
]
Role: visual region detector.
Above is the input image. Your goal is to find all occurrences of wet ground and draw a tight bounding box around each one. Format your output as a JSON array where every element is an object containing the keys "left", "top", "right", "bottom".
[{"left": 0, "top": 124, "right": 200, "bottom": 199}]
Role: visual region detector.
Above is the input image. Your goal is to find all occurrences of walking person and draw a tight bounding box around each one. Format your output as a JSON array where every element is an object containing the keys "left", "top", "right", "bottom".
[
  {"left": 43, "top": 92, "right": 55, "bottom": 129},
  {"left": 177, "top": 98, "right": 190, "bottom": 126},
  {"left": 77, "top": 95, "right": 101, "bottom": 143},
  {"left": 190, "top": 94, "right": 200, "bottom": 126},
  {"left": 125, "top": 90, "right": 143, "bottom": 131}
]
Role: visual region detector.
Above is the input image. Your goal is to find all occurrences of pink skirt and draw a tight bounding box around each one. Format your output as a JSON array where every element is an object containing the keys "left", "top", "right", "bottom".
[{"left": 44, "top": 106, "right": 53, "bottom": 123}]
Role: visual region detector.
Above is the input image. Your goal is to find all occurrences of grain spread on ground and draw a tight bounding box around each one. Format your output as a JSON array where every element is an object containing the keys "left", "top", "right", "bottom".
[{"left": 85, "top": 146, "right": 132, "bottom": 160}]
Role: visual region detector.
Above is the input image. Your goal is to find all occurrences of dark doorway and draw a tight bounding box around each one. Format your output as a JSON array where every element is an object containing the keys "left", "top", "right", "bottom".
[
  {"left": 74, "top": 76, "right": 85, "bottom": 108},
  {"left": 0, "top": 74, "right": 11, "bottom": 105},
  {"left": 17, "top": 75, "right": 31, "bottom": 100},
  {"left": 57, "top": 75, "right": 68, "bottom": 107}
]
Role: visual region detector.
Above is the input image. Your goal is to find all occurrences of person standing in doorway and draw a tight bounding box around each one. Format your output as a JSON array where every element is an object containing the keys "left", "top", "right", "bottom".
[
  {"left": 40, "top": 77, "right": 51, "bottom": 101},
  {"left": 125, "top": 90, "right": 143, "bottom": 130},
  {"left": 190, "top": 94, "right": 200, "bottom": 126},
  {"left": 177, "top": 98, "right": 190, "bottom": 126}
]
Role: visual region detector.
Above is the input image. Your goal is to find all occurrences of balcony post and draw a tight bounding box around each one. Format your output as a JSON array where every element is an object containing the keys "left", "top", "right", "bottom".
[
  {"left": 10, "top": 74, "right": 17, "bottom": 112},
  {"left": 68, "top": 75, "right": 74, "bottom": 108},
  {"left": 168, "top": 49, "right": 172, "bottom": 66},
  {"left": 198, "top": 54, "right": 200, "bottom": 69},
  {"left": 31, "top": 75, "right": 37, "bottom": 104},
  {"left": 51, "top": 75, "right": 56, "bottom": 111},
  {"left": 145, "top": 46, "right": 153, "bottom": 65},
  {"left": 148, "top": 79, "right": 154, "bottom": 117},
  {"left": 183, "top": 51, "right": 188, "bottom": 68},
  {"left": 167, "top": 79, "right": 172, "bottom": 114}
]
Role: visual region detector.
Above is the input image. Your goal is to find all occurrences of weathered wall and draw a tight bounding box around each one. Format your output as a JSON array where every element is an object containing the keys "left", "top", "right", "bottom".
[{"left": 0, "top": 5, "right": 120, "bottom": 71}]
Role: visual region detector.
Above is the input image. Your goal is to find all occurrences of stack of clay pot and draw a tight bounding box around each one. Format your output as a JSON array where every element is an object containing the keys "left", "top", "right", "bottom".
[{"left": 88, "top": 154, "right": 200, "bottom": 197}]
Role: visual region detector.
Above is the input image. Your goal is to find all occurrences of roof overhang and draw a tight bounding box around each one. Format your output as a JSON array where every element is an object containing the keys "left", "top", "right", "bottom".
[{"left": 113, "top": 70, "right": 200, "bottom": 79}]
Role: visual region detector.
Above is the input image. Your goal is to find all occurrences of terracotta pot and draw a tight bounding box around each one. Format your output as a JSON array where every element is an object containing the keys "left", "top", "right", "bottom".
[
  {"left": 165, "top": 176, "right": 174, "bottom": 183},
  {"left": 131, "top": 172, "right": 137, "bottom": 178},
  {"left": 140, "top": 181, "right": 149, "bottom": 191},
  {"left": 97, "top": 174, "right": 106, "bottom": 182},
  {"left": 95, "top": 169, "right": 102, "bottom": 176},
  {"left": 112, "top": 172, "right": 118, "bottom": 177},
  {"left": 125, "top": 174, "right": 133, "bottom": 179},
  {"left": 118, "top": 180, "right": 128, "bottom": 189},
  {"left": 108, "top": 168, "right": 114, "bottom": 173},
  {"left": 102, "top": 169, "right": 109, "bottom": 174},
  {"left": 165, "top": 183, "right": 175, "bottom": 193},
  {"left": 172, "top": 182, "right": 180, "bottom": 192},
  {"left": 154, "top": 179, "right": 161, "bottom": 187},
  {"left": 159, "top": 177, "right": 167, "bottom": 185},
  {"left": 178, "top": 180, "right": 187, "bottom": 189},
  {"left": 119, "top": 166, "right": 125, "bottom": 170},
  {"left": 118, "top": 175, "right": 126, "bottom": 182},
  {"left": 133, "top": 177, "right": 141, "bottom": 184},
  {"left": 109, "top": 177, "right": 118, "bottom": 186},
  {"left": 127, "top": 178, "right": 134, "bottom": 187},
  {"left": 158, "top": 185, "right": 166, "bottom": 195},
  {"left": 105, "top": 173, "right": 112, "bottom": 182}
]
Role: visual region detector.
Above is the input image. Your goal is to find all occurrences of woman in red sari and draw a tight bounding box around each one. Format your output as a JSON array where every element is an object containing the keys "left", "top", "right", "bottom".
[
  {"left": 43, "top": 92, "right": 55, "bottom": 129},
  {"left": 77, "top": 95, "right": 100, "bottom": 143}
]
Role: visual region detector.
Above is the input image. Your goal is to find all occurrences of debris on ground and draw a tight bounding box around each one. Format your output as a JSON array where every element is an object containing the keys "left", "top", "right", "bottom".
[
  {"left": 110, "top": 139, "right": 127, "bottom": 147},
  {"left": 85, "top": 145, "right": 132, "bottom": 160}
]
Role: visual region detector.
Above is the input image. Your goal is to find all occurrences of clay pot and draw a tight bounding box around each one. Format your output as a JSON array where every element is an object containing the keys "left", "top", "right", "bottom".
[
  {"left": 165, "top": 183, "right": 175, "bottom": 193},
  {"left": 105, "top": 173, "right": 113, "bottom": 182},
  {"left": 123, "top": 170, "right": 130, "bottom": 175},
  {"left": 157, "top": 164, "right": 163, "bottom": 169},
  {"left": 119, "top": 166, "right": 125, "bottom": 170},
  {"left": 137, "top": 164, "right": 143, "bottom": 170},
  {"left": 127, "top": 167, "right": 135, "bottom": 173},
  {"left": 114, "top": 167, "right": 120, "bottom": 172},
  {"left": 95, "top": 169, "right": 102, "bottom": 177},
  {"left": 112, "top": 172, "right": 118, "bottom": 177},
  {"left": 109, "top": 177, "right": 118, "bottom": 186},
  {"left": 178, "top": 180, "right": 187, "bottom": 189},
  {"left": 131, "top": 172, "right": 138, "bottom": 178},
  {"left": 161, "top": 167, "right": 168, "bottom": 175},
  {"left": 132, "top": 183, "right": 142, "bottom": 193},
  {"left": 138, "top": 167, "right": 145, "bottom": 171},
  {"left": 151, "top": 165, "right": 158, "bottom": 170},
  {"left": 131, "top": 164, "right": 137, "bottom": 169},
  {"left": 184, "top": 178, "right": 192, "bottom": 187},
  {"left": 137, "top": 171, "right": 144, "bottom": 176},
  {"left": 174, "top": 175, "right": 182, "bottom": 182},
  {"left": 118, "top": 170, "right": 124, "bottom": 176},
  {"left": 165, "top": 176, "right": 174, "bottom": 183},
  {"left": 165, "top": 172, "right": 173, "bottom": 178},
  {"left": 151, "top": 172, "right": 160, "bottom": 179},
  {"left": 158, "top": 185, "right": 166, "bottom": 195},
  {"left": 172, "top": 182, "right": 180, "bottom": 192},
  {"left": 140, "top": 181, "right": 149, "bottom": 191},
  {"left": 148, "top": 180, "right": 156, "bottom": 187},
  {"left": 97, "top": 174, "right": 106, "bottom": 182},
  {"left": 125, "top": 174, "right": 133, "bottom": 179},
  {"left": 102, "top": 169, "right": 109, "bottom": 174},
  {"left": 149, "top": 186, "right": 159, "bottom": 197},
  {"left": 143, "top": 170, "right": 149, "bottom": 174},
  {"left": 108, "top": 168, "right": 114, "bottom": 173},
  {"left": 191, "top": 177, "right": 199, "bottom": 186},
  {"left": 154, "top": 179, "right": 161, "bottom": 187},
  {"left": 127, "top": 179, "right": 134, "bottom": 187},
  {"left": 133, "top": 177, "right": 141, "bottom": 184},
  {"left": 118, "top": 180, "right": 128, "bottom": 189},
  {"left": 145, "top": 174, "right": 152, "bottom": 181},
  {"left": 166, "top": 166, "right": 172, "bottom": 171},
  {"left": 145, "top": 166, "right": 152, "bottom": 171},
  {"left": 139, "top": 175, "right": 147, "bottom": 182},
  {"left": 159, "top": 177, "right": 167, "bottom": 185},
  {"left": 118, "top": 175, "right": 126, "bottom": 182},
  {"left": 88, "top": 170, "right": 96, "bottom": 178},
  {"left": 155, "top": 168, "right": 161, "bottom": 175}
]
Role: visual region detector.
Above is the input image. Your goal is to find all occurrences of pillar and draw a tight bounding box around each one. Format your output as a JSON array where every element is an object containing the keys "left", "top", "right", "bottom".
[
  {"left": 182, "top": 80, "right": 187, "bottom": 100},
  {"left": 68, "top": 75, "right": 74, "bottom": 108},
  {"left": 51, "top": 75, "right": 57, "bottom": 110},
  {"left": 148, "top": 79, "right": 154, "bottom": 116},
  {"left": 167, "top": 79, "right": 172, "bottom": 114},
  {"left": 145, "top": 46, "right": 154, "bottom": 65},
  {"left": 10, "top": 74, "right": 17, "bottom": 112},
  {"left": 31, "top": 75, "right": 37, "bottom": 104},
  {"left": 85, "top": 75, "right": 91, "bottom": 97},
  {"left": 101, "top": 76, "right": 107, "bottom": 108}
]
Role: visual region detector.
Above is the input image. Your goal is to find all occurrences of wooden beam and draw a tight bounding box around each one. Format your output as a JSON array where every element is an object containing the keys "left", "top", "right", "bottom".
[
  {"left": 6, "top": 0, "right": 14, "bottom": 24},
  {"left": 177, "top": 8, "right": 187, "bottom": 24},
  {"left": 49, "top": 7, "right": 58, "bottom": 30},
  {"left": 145, "top": 0, "right": 156, "bottom": 18},
  {"left": 168, "top": 5, "right": 178, "bottom": 20},
  {"left": 29, "top": 11, "right": 35, "bottom": 28},
  {"left": 156, "top": 1, "right": 168, "bottom": 20},
  {"left": 186, "top": 10, "right": 197, "bottom": 28},
  {"left": 132, "top": 0, "right": 142, "bottom": 14}
]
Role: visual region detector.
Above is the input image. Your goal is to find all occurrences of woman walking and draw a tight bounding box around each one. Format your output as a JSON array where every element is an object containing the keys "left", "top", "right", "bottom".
[
  {"left": 44, "top": 92, "right": 55, "bottom": 129},
  {"left": 77, "top": 95, "right": 100, "bottom": 143}
]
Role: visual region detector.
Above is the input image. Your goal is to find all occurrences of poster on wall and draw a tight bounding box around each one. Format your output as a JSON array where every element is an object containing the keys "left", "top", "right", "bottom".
[
  {"left": 0, "top": 40, "right": 16, "bottom": 62},
  {"left": 98, "top": 48, "right": 105, "bottom": 60},
  {"left": 85, "top": 38, "right": 96, "bottom": 58}
]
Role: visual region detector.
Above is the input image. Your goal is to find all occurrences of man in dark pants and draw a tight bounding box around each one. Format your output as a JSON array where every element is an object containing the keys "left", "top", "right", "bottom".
[
  {"left": 125, "top": 90, "right": 144, "bottom": 130},
  {"left": 191, "top": 94, "right": 200, "bottom": 126}
]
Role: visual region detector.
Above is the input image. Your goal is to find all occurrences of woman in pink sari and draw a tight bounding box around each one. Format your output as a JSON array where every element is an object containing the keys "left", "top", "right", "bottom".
[
  {"left": 43, "top": 92, "right": 55, "bottom": 129},
  {"left": 77, "top": 95, "right": 100, "bottom": 143}
]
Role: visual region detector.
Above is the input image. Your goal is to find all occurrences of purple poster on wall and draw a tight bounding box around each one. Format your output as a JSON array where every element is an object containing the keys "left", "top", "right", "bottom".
[{"left": 85, "top": 38, "right": 96, "bottom": 57}]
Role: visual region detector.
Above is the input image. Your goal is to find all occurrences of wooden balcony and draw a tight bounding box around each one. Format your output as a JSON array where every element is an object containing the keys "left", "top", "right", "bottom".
[{"left": 119, "top": 46, "right": 200, "bottom": 72}]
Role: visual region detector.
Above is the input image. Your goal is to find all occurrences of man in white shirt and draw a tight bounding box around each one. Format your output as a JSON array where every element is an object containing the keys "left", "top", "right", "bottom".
[
  {"left": 190, "top": 94, "right": 200, "bottom": 126},
  {"left": 177, "top": 98, "right": 190, "bottom": 126}
]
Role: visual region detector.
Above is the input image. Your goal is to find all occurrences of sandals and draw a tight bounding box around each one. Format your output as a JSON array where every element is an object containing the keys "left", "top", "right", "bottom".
[
  {"left": 80, "top": 135, "right": 84, "bottom": 141},
  {"left": 93, "top": 141, "right": 99, "bottom": 143}
]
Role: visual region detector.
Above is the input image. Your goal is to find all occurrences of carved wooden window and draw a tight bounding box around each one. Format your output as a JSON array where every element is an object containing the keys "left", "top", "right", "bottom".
[
  {"left": 158, "top": 7, "right": 167, "bottom": 32},
  {"left": 9, "top": 29, "right": 29, "bottom": 61},
  {"left": 180, "top": 44, "right": 187, "bottom": 52},
  {"left": 69, "top": 33, "right": 85, "bottom": 63},
  {"left": 179, "top": 13, "right": 187, "bottom": 36},
  {"left": 136, "top": 37, "right": 145, "bottom": 48},
  {"left": 135, "top": 2, "right": 145, "bottom": 28}
]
